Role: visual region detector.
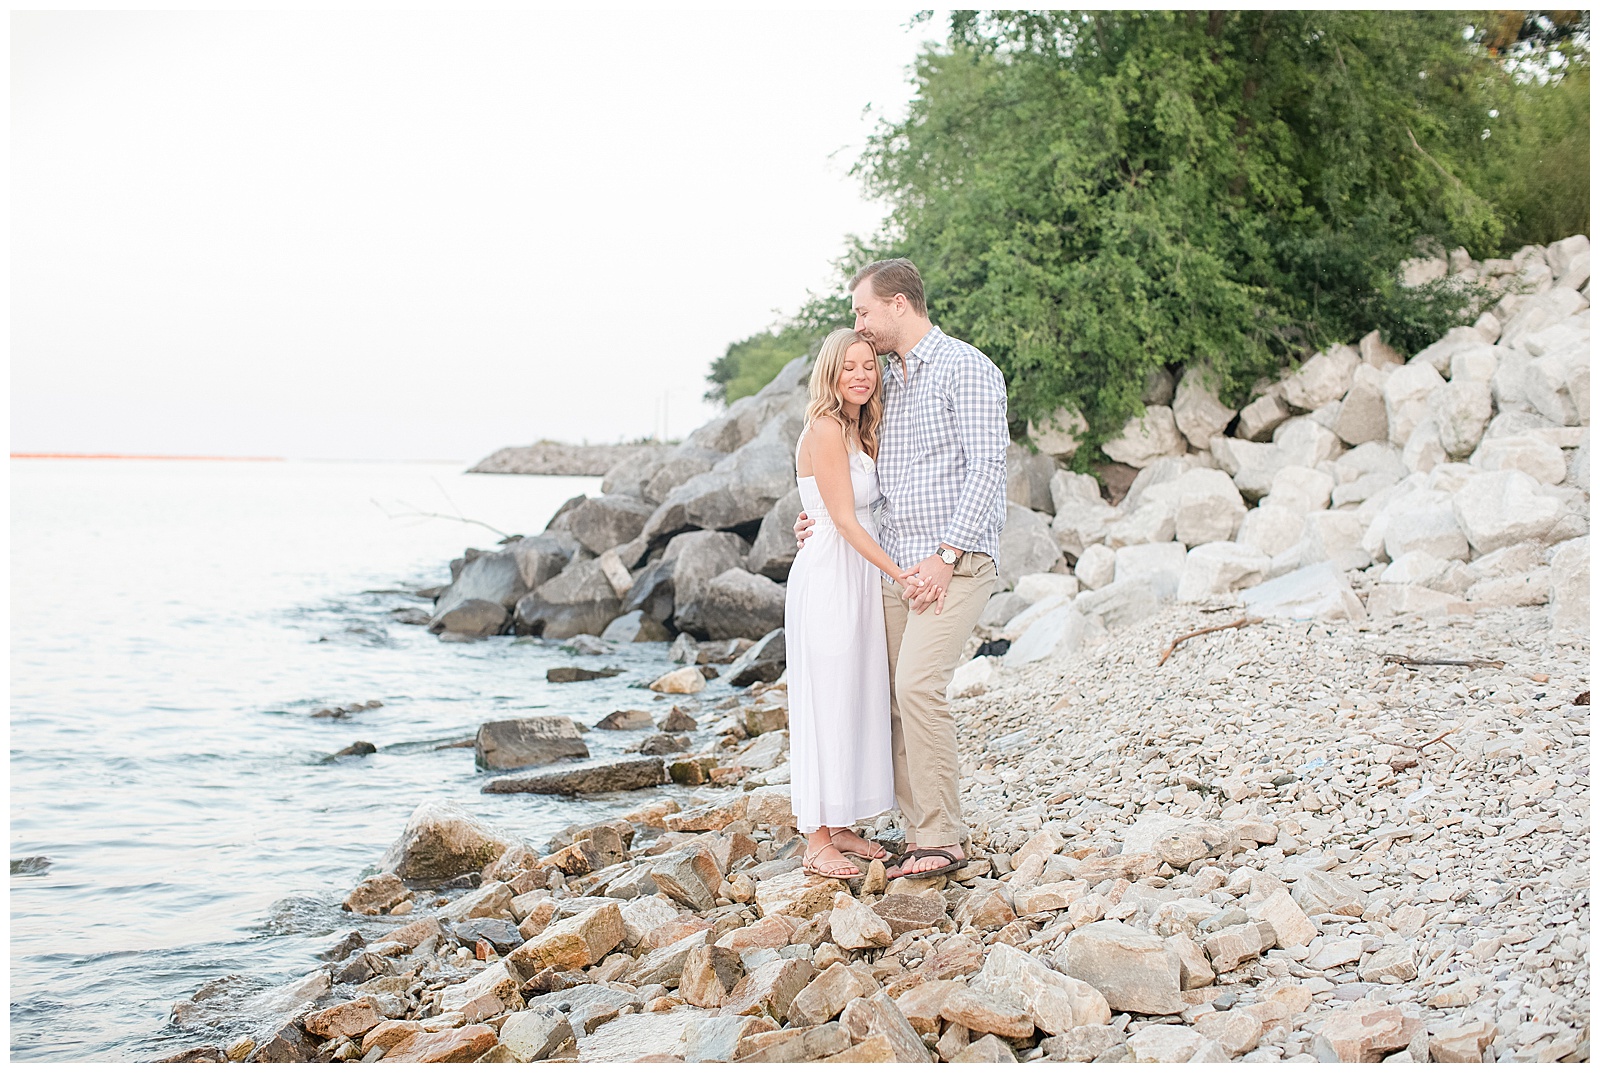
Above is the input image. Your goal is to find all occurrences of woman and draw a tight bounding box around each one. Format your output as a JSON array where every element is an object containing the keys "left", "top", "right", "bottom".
[{"left": 786, "top": 328, "right": 920, "bottom": 879}]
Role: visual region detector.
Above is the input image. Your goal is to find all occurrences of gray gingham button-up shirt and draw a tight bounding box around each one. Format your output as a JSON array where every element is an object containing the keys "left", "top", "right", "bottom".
[{"left": 876, "top": 326, "right": 1009, "bottom": 571}]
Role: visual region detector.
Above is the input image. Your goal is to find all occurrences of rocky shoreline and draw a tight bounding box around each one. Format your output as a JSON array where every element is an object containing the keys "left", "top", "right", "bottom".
[
  {"left": 165, "top": 236, "right": 1588, "bottom": 1062},
  {"left": 161, "top": 600, "right": 1588, "bottom": 1064}
]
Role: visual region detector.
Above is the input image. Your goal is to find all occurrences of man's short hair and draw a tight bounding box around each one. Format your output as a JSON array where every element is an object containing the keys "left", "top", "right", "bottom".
[{"left": 848, "top": 258, "right": 927, "bottom": 317}]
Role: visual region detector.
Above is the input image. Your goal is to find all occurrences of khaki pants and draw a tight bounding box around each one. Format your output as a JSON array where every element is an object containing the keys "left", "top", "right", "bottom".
[{"left": 881, "top": 551, "right": 997, "bottom": 846}]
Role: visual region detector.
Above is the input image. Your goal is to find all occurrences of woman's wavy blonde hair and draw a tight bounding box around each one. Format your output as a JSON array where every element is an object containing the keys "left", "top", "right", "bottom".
[{"left": 806, "top": 328, "right": 884, "bottom": 459}]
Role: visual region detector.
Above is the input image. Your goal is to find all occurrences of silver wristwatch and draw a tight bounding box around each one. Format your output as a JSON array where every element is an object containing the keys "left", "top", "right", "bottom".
[{"left": 938, "top": 546, "right": 960, "bottom": 566}]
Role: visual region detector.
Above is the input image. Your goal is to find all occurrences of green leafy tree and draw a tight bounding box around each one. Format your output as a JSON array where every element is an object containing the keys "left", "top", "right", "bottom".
[
  {"left": 853, "top": 10, "right": 1516, "bottom": 447},
  {"left": 1481, "top": 12, "right": 1591, "bottom": 247}
]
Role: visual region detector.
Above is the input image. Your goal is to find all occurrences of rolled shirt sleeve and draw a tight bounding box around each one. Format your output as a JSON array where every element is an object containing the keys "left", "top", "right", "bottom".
[{"left": 940, "top": 358, "right": 1010, "bottom": 553}]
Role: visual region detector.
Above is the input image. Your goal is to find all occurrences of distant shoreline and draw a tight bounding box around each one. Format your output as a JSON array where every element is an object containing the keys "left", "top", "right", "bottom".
[
  {"left": 11, "top": 452, "right": 288, "bottom": 462},
  {"left": 467, "top": 439, "right": 658, "bottom": 477}
]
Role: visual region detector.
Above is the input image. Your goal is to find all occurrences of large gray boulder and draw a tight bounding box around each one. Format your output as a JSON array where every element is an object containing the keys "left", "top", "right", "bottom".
[
  {"left": 621, "top": 555, "right": 676, "bottom": 624},
  {"left": 747, "top": 488, "right": 805, "bottom": 581},
  {"left": 431, "top": 548, "right": 529, "bottom": 632},
  {"left": 624, "top": 530, "right": 750, "bottom": 627},
  {"left": 601, "top": 445, "right": 676, "bottom": 502},
  {"left": 726, "top": 628, "right": 787, "bottom": 686},
  {"left": 680, "top": 356, "right": 811, "bottom": 455},
  {"left": 644, "top": 447, "right": 727, "bottom": 505},
  {"left": 514, "top": 559, "right": 623, "bottom": 639},
  {"left": 675, "top": 568, "right": 787, "bottom": 641},
  {"left": 1006, "top": 443, "right": 1058, "bottom": 513},
  {"left": 431, "top": 598, "right": 509, "bottom": 637},
  {"left": 378, "top": 801, "right": 512, "bottom": 882},
  {"left": 475, "top": 717, "right": 590, "bottom": 771},
  {"left": 511, "top": 532, "right": 580, "bottom": 591},
  {"left": 999, "top": 505, "right": 1065, "bottom": 590},
  {"left": 641, "top": 422, "right": 802, "bottom": 546},
  {"left": 561, "top": 495, "right": 654, "bottom": 556}
]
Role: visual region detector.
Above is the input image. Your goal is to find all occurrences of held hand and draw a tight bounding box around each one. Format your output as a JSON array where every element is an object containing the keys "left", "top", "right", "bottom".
[
  {"left": 908, "top": 554, "right": 955, "bottom": 615},
  {"left": 894, "top": 565, "right": 924, "bottom": 591},
  {"left": 908, "top": 582, "right": 944, "bottom": 615},
  {"left": 793, "top": 512, "right": 815, "bottom": 549}
]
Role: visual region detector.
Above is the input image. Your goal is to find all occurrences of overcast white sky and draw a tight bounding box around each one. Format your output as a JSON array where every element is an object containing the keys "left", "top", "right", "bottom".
[{"left": 11, "top": 9, "right": 942, "bottom": 461}]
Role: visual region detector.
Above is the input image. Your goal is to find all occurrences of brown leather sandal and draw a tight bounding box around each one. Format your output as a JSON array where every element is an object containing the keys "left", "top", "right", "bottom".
[{"left": 885, "top": 847, "right": 965, "bottom": 880}]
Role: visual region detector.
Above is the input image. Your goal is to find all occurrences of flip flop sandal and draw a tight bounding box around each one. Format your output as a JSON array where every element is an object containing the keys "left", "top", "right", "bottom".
[
  {"left": 886, "top": 847, "right": 966, "bottom": 880},
  {"left": 802, "top": 848, "right": 863, "bottom": 880}
]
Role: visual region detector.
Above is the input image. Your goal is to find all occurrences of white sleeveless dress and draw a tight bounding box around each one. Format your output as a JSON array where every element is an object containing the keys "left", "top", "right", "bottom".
[{"left": 785, "top": 432, "right": 895, "bottom": 832}]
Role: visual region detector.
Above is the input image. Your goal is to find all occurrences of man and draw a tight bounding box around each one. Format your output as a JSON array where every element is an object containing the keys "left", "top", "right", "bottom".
[{"left": 795, "top": 258, "right": 1008, "bottom": 878}]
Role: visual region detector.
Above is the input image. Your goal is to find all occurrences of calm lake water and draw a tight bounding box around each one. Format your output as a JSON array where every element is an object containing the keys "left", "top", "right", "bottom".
[{"left": 9, "top": 459, "right": 721, "bottom": 1061}]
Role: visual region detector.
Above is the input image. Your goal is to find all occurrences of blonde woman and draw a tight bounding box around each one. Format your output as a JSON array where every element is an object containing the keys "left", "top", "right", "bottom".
[{"left": 787, "top": 329, "right": 920, "bottom": 879}]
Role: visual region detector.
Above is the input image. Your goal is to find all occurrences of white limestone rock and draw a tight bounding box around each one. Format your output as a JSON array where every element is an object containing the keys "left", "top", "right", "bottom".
[
  {"left": 1029, "top": 407, "right": 1089, "bottom": 459},
  {"left": 1102, "top": 406, "right": 1186, "bottom": 468},
  {"left": 1401, "top": 417, "right": 1448, "bottom": 475},
  {"left": 1237, "top": 505, "right": 1306, "bottom": 559},
  {"left": 1104, "top": 500, "right": 1176, "bottom": 549},
  {"left": 1377, "top": 489, "right": 1470, "bottom": 562},
  {"left": 1332, "top": 364, "right": 1390, "bottom": 446},
  {"left": 1172, "top": 367, "right": 1238, "bottom": 451},
  {"left": 1358, "top": 329, "right": 1404, "bottom": 369},
  {"left": 1379, "top": 550, "right": 1472, "bottom": 595},
  {"left": 1074, "top": 544, "right": 1116, "bottom": 591},
  {"left": 1282, "top": 344, "right": 1360, "bottom": 412},
  {"left": 1465, "top": 570, "right": 1551, "bottom": 608},
  {"left": 1471, "top": 435, "right": 1568, "bottom": 485},
  {"left": 1408, "top": 326, "right": 1491, "bottom": 375},
  {"left": 1049, "top": 472, "right": 1121, "bottom": 558},
  {"left": 1170, "top": 469, "right": 1248, "bottom": 546},
  {"left": 1113, "top": 542, "right": 1189, "bottom": 597},
  {"left": 1499, "top": 286, "right": 1589, "bottom": 349},
  {"left": 1176, "top": 543, "right": 1271, "bottom": 602},
  {"left": 1235, "top": 392, "right": 1291, "bottom": 441},
  {"left": 1384, "top": 362, "right": 1447, "bottom": 446},
  {"left": 1525, "top": 344, "right": 1590, "bottom": 427},
  {"left": 1428, "top": 380, "right": 1494, "bottom": 458},
  {"left": 1240, "top": 561, "right": 1365, "bottom": 622},
  {"left": 1260, "top": 464, "right": 1335, "bottom": 514},
  {"left": 1448, "top": 344, "right": 1501, "bottom": 383},
  {"left": 1452, "top": 470, "right": 1566, "bottom": 554},
  {"left": 948, "top": 655, "right": 1000, "bottom": 700},
  {"left": 1365, "top": 584, "right": 1471, "bottom": 618},
  {"left": 999, "top": 504, "right": 1067, "bottom": 590},
  {"left": 1548, "top": 536, "right": 1590, "bottom": 634},
  {"left": 1004, "top": 602, "right": 1100, "bottom": 667}
]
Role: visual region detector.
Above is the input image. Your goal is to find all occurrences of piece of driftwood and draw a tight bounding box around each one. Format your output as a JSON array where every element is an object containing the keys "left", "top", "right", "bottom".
[
  {"left": 1372, "top": 724, "right": 1463, "bottom": 754},
  {"left": 1157, "top": 616, "right": 1260, "bottom": 667},
  {"left": 1381, "top": 654, "right": 1506, "bottom": 669}
]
